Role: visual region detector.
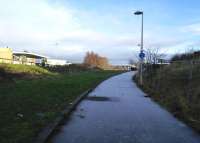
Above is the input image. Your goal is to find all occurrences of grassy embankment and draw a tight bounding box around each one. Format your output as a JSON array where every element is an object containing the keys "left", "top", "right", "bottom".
[
  {"left": 0, "top": 64, "right": 122, "bottom": 143},
  {"left": 134, "top": 61, "right": 200, "bottom": 132}
]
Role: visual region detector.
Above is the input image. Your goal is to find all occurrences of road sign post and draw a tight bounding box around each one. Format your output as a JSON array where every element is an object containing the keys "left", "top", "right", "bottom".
[{"left": 139, "top": 51, "right": 145, "bottom": 85}]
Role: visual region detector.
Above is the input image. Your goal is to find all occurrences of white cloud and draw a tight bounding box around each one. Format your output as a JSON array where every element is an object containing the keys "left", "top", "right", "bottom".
[
  {"left": 0, "top": 0, "right": 80, "bottom": 43},
  {"left": 181, "top": 23, "right": 200, "bottom": 35},
  {"left": 0, "top": 0, "right": 189, "bottom": 64}
]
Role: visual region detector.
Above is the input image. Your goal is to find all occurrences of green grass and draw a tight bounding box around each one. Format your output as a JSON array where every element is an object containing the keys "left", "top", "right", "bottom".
[
  {"left": 134, "top": 63, "right": 200, "bottom": 132},
  {"left": 0, "top": 64, "right": 122, "bottom": 143},
  {"left": 0, "top": 64, "right": 53, "bottom": 75}
]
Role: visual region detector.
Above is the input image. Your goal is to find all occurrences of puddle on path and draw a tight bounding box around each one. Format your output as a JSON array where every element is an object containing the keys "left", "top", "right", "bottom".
[
  {"left": 76, "top": 114, "right": 85, "bottom": 118},
  {"left": 86, "top": 96, "right": 120, "bottom": 102},
  {"left": 86, "top": 96, "right": 110, "bottom": 101}
]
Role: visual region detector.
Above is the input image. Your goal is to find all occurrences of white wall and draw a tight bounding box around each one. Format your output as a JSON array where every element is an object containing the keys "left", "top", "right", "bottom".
[{"left": 47, "top": 59, "right": 71, "bottom": 66}]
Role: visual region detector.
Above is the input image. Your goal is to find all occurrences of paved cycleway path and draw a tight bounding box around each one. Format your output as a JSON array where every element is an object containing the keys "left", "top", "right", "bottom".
[{"left": 49, "top": 72, "right": 200, "bottom": 143}]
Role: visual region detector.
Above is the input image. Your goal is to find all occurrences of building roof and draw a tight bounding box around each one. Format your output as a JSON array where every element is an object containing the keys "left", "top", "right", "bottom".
[
  {"left": 13, "top": 51, "right": 48, "bottom": 59},
  {"left": 0, "top": 47, "right": 12, "bottom": 52}
]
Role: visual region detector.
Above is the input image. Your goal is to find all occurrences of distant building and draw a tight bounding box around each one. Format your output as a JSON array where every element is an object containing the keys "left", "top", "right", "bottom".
[
  {"left": 0, "top": 47, "right": 13, "bottom": 64},
  {"left": 113, "top": 64, "right": 137, "bottom": 71},
  {"left": 157, "top": 58, "right": 170, "bottom": 65},
  {"left": 46, "top": 59, "right": 71, "bottom": 66},
  {"left": 0, "top": 48, "right": 72, "bottom": 66},
  {"left": 13, "top": 51, "right": 47, "bottom": 65}
]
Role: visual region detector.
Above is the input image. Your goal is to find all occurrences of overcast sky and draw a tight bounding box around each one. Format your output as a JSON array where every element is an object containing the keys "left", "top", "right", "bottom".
[{"left": 1, "top": 0, "right": 200, "bottom": 64}]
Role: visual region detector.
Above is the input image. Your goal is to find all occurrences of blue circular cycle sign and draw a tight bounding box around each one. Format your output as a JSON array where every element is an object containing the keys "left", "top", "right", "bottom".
[{"left": 139, "top": 52, "right": 145, "bottom": 59}]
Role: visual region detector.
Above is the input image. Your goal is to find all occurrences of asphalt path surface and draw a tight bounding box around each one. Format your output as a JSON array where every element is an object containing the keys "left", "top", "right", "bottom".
[{"left": 49, "top": 72, "right": 200, "bottom": 143}]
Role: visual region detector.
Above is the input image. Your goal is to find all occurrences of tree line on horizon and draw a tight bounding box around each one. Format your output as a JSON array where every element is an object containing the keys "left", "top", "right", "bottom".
[
  {"left": 83, "top": 51, "right": 110, "bottom": 69},
  {"left": 171, "top": 50, "right": 200, "bottom": 61}
]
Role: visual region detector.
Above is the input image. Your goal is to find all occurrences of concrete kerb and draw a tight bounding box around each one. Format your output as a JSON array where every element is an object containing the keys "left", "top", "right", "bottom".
[{"left": 33, "top": 89, "right": 92, "bottom": 143}]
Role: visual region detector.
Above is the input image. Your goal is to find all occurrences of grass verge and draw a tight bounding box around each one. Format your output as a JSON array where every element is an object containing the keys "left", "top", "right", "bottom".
[
  {"left": 133, "top": 63, "right": 200, "bottom": 133},
  {"left": 0, "top": 64, "right": 122, "bottom": 143},
  {"left": 0, "top": 64, "right": 52, "bottom": 75}
]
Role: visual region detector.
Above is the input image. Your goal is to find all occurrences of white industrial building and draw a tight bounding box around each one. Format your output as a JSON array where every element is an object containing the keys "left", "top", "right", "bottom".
[{"left": 46, "top": 59, "right": 71, "bottom": 66}]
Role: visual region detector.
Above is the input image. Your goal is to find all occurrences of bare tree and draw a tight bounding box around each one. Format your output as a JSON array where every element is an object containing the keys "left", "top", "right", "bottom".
[
  {"left": 83, "top": 51, "right": 110, "bottom": 69},
  {"left": 145, "top": 47, "right": 165, "bottom": 64}
]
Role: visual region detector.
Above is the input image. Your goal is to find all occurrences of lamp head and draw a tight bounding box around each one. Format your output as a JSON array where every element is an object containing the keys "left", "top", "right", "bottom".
[{"left": 134, "top": 11, "right": 143, "bottom": 15}]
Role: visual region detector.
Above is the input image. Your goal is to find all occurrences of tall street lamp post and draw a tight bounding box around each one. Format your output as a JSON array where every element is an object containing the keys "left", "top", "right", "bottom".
[{"left": 134, "top": 11, "right": 144, "bottom": 85}]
